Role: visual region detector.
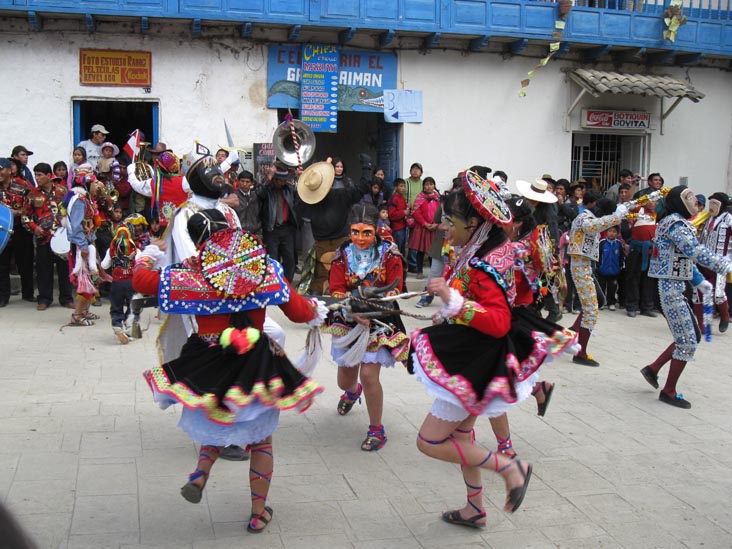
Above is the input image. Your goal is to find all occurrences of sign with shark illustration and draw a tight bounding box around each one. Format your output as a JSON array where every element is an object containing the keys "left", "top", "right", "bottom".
[{"left": 267, "top": 45, "right": 397, "bottom": 113}]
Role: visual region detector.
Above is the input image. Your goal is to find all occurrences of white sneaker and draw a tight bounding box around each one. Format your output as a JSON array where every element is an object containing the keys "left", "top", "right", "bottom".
[
  {"left": 609, "top": 304, "right": 616, "bottom": 311},
  {"left": 114, "top": 326, "right": 130, "bottom": 345}
]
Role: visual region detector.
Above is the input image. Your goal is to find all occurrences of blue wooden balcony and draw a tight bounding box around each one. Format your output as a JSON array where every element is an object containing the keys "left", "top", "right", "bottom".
[{"left": 2, "top": 0, "right": 731, "bottom": 60}]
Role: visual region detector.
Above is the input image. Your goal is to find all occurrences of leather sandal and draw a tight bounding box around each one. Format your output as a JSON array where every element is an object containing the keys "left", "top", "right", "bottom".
[
  {"left": 502, "top": 460, "right": 532, "bottom": 513},
  {"left": 180, "top": 470, "right": 207, "bottom": 504},
  {"left": 337, "top": 383, "right": 362, "bottom": 416},
  {"left": 441, "top": 509, "right": 486, "bottom": 529},
  {"left": 247, "top": 505, "right": 273, "bottom": 533},
  {"left": 535, "top": 381, "right": 554, "bottom": 417}
]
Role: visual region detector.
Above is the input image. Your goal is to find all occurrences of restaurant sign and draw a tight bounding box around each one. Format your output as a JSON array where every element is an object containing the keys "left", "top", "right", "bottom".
[
  {"left": 581, "top": 109, "right": 651, "bottom": 130},
  {"left": 80, "top": 49, "right": 152, "bottom": 87}
]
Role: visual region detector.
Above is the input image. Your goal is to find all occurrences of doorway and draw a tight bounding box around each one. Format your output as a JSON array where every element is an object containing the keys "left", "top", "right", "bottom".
[
  {"left": 73, "top": 99, "right": 158, "bottom": 160},
  {"left": 277, "top": 109, "right": 400, "bottom": 183},
  {"left": 571, "top": 132, "right": 648, "bottom": 192}
]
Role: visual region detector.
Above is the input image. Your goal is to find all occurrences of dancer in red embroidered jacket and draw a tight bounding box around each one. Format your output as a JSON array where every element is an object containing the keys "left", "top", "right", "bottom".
[
  {"left": 133, "top": 209, "right": 327, "bottom": 533},
  {"left": 410, "top": 171, "right": 543, "bottom": 529}
]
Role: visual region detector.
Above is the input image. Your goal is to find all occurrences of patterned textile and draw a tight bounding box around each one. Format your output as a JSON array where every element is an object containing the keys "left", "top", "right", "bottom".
[
  {"left": 568, "top": 210, "right": 622, "bottom": 261},
  {"left": 159, "top": 258, "right": 290, "bottom": 315},
  {"left": 570, "top": 255, "right": 599, "bottom": 331},
  {"left": 659, "top": 279, "right": 700, "bottom": 361}
]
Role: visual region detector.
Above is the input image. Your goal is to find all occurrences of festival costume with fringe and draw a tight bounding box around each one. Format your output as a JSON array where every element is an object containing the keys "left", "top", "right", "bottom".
[
  {"left": 324, "top": 240, "right": 408, "bottom": 367},
  {"left": 132, "top": 231, "right": 324, "bottom": 446},
  {"left": 410, "top": 227, "right": 547, "bottom": 420}
]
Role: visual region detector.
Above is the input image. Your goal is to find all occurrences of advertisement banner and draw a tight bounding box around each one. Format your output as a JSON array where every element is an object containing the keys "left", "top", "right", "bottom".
[
  {"left": 581, "top": 109, "right": 651, "bottom": 130},
  {"left": 300, "top": 44, "right": 340, "bottom": 133},
  {"left": 79, "top": 49, "right": 152, "bottom": 87},
  {"left": 267, "top": 45, "right": 397, "bottom": 113}
]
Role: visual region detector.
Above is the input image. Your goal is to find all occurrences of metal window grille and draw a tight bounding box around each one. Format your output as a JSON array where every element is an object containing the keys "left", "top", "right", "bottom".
[{"left": 571, "top": 133, "right": 622, "bottom": 192}]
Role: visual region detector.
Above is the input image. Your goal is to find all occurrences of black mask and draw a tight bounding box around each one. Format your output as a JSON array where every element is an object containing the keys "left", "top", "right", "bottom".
[{"left": 187, "top": 156, "right": 226, "bottom": 199}]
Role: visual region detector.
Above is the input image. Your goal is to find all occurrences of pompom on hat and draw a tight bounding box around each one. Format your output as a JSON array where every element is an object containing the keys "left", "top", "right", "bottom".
[{"left": 461, "top": 169, "right": 513, "bottom": 226}]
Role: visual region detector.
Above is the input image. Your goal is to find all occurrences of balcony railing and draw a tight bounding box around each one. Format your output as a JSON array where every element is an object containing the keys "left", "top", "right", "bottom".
[{"left": 1, "top": 0, "right": 731, "bottom": 57}]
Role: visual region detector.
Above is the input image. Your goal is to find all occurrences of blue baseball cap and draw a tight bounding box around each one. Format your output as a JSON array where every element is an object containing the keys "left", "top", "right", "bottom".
[{"left": 0, "top": 158, "right": 12, "bottom": 169}]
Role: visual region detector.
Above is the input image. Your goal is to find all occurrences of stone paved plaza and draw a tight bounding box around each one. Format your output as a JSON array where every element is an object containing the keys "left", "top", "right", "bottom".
[{"left": 1, "top": 285, "right": 732, "bottom": 548}]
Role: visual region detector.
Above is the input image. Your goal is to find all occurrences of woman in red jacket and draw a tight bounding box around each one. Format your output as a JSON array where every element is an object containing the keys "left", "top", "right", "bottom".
[{"left": 133, "top": 209, "right": 326, "bottom": 533}]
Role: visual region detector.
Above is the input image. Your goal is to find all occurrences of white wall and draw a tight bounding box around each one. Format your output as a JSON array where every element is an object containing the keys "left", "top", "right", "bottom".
[
  {"left": 1, "top": 25, "right": 730, "bottom": 199},
  {"left": 0, "top": 26, "right": 278, "bottom": 164},
  {"left": 399, "top": 50, "right": 732, "bottom": 197}
]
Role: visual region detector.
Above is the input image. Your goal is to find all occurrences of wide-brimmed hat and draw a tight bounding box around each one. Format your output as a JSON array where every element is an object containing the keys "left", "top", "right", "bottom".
[
  {"left": 517, "top": 179, "right": 558, "bottom": 204},
  {"left": 100, "top": 142, "right": 120, "bottom": 157},
  {"left": 297, "top": 161, "right": 335, "bottom": 204},
  {"left": 149, "top": 142, "right": 170, "bottom": 154},
  {"left": 462, "top": 169, "right": 512, "bottom": 226},
  {"left": 570, "top": 178, "right": 587, "bottom": 191}
]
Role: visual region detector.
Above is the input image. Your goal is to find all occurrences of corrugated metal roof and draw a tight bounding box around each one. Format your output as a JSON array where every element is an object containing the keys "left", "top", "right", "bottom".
[{"left": 570, "top": 69, "right": 705, "bottom": 102}]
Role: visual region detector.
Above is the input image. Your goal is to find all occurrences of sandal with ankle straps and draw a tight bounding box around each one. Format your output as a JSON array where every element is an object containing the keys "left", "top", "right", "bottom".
[
  {"left": 441, "top": 479, "right": 487, "bottom": 528},
  {"left": 180, "top": 469, "right": 208, "bottom": 504},
  {"left": 337, "top": 383, "right": 362, "bottom": 416},
  {"left": 533, "top": 381, "right": 555, "bottom": 417},
  {"left": 247, "top": 505, "right": 273, "bottom": 533},
  {"left": 361, "top": 424, "right": 387, "bottom": 451}
]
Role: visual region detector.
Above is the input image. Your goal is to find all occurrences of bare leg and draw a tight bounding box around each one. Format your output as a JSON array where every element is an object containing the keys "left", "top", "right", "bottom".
[
  {"left": 337, "top": 365, "right": 360, "bottom": 395},
  {"left": 359, "top": 362, "right": 383, "bottom": 427},
  {"left": 181, "top": 445, "right": 221, "bottom": 503},
  {"left": 417, "top": 413, "right": 532, "bottom": 512},
  {"left": 453, "top": 416, "right": 487, "bottom": 524}
]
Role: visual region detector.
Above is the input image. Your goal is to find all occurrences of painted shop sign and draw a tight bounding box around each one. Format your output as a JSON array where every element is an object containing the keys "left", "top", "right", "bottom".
[
  {"left": 79, "top": 49, "right": 152, "bottom": 87},
  {"left": 299, "top": 44, "right": 340, "bottom": 132},
  {"left": 581, "top": 109, "right": 651, "bottom": 129},
  {"left": 267, "top": 45, "right": 397, "bottom": 112}
]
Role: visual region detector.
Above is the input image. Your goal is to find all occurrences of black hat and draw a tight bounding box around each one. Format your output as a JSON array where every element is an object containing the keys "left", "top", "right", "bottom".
[
  {"left": 708, "top": 192, "right": 731, "bottom": 207},
  {"left": 11, "top": 145, "right": 33, "bottom": 157}
]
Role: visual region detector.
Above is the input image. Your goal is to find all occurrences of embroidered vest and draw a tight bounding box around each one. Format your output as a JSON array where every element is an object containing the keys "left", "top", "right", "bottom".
[
  {"left": 158, "top": 257, "right": 290, "bottom": 315},
  {"left": 567, "top": 211, "right": 600, "bottom": 261},
  {"left": 703, "top": 211, "right": 732, "bottom": 258},
  {"left": 648, "top": 214, "right": 695, "bottom": 280}
]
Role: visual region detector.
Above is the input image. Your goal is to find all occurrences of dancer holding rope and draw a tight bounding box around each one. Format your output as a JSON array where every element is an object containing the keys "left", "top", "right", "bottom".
[{"left": 410, "top": 171, "right": 549, "bottom": 528}]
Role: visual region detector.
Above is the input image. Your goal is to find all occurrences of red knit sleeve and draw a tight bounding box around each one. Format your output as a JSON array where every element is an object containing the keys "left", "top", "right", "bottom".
[
  {"left": 132, "top": 262, "right": 160, "bottom": 295},
  {"left": 328, "top": 256, "right": 349, "bottom": 298},
  {"left": 279, "top": 279, "right": 317, "bottom": 323},
  {"left": 451, "top": 272, "right": 511, "bottom": 337}
]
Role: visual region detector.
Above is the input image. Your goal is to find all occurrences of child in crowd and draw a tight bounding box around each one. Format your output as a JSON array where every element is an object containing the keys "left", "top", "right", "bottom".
[
  {"left": 53, "top": 161, "right": 68, "bottom": 187},
  {"left": 69, "top": 147, "right": 91, "bottom": 189},
  {"left": 149, "top": 217, "right": 163, "bottom": 238},
  {"left": 97, "top": 142, "right": 121, "bottom": 185},
  {"left": 362, "top": 178, "right": 386, "bottom": 210},
  {"left": 377, "top": 205, "right": 393, "bottom": 243},
  {"left": 125, "top": 213, "right": 150, "bottom": 249},
  {"left": 387, "top": 178, "right": 410, "bottom": 260},
  {"left": 407, "top": 177, "right": 440, "bottom": 279},
  {"left": 101, "top": 223, "right": 138, "bottom": 344},
  {"left": 597, "top": 226, "right": 624, "bottom": 311}
]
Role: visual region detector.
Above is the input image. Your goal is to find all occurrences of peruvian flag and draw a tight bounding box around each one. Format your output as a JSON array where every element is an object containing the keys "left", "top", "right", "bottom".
[{"left": 123, "top": 129, "right": 141, "bottom": 160}]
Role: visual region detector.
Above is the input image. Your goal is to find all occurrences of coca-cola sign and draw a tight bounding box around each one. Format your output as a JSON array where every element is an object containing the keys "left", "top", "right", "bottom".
[{"left": 581, "top": 109, "right": 650, "bottom": 129}]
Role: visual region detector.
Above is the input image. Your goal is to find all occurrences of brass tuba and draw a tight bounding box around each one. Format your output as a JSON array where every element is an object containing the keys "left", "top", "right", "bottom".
[
  {"left": 272, "top": 119, "right": 316, "bottom": 167},
  {"left": 135, "top": 141, "right": 154, "bottom": 180}
]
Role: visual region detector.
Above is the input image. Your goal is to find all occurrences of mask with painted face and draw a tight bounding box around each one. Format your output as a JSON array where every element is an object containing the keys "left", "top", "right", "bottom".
[
  {"left": 708, "top": 199, "right": 721, "bottom": 217},
  {"left": 350, "top": 223, "right": 376, "bottom": 250},
  {"left": 680, "top": 188, "right": 698, "bottom": 218}
]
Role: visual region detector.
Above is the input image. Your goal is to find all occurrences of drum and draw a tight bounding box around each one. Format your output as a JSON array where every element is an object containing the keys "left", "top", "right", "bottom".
[
  {"left": 50, "top": 226, "right": 70, "bottom": 259},
  {"left": 0, "top": 203, "right": 14, "bottom": 254}
]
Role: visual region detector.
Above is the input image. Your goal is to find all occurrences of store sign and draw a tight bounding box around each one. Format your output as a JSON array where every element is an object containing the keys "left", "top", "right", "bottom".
[
  {"left": 581, "top": 109, "right": 651, "bottom": 129},
  {"left": 300, "top": 44, "right": 340, "bottom": 133},
  {"left": 79, "top": 49, "right": 152, "bottom": 87},
  {"left": 267, "top": 45, "right": 397, "bottom": 113}
]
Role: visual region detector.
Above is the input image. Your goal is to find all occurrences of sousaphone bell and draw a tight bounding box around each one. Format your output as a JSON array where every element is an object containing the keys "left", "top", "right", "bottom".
[{"left": 272, "top": 119, "right": 316, "bottom": 167}]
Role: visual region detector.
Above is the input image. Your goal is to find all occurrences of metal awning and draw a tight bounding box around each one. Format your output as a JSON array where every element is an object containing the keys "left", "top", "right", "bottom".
[{"left": 565, "top": 68, "right": 705, "bottom": 125}]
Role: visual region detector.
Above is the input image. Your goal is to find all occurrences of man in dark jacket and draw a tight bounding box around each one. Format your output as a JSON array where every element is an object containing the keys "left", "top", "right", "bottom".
[
  {"left": 296, "top": 155, "right": 372, "bottom": 294},
  {"left": 257, "top": 162, "right": 299, "bottom": 282}
]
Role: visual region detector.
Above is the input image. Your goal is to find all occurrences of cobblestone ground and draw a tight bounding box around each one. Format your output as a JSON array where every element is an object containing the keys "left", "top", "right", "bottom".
[{"left": 1, "top": 283, "right": 732, "bottom": 548}]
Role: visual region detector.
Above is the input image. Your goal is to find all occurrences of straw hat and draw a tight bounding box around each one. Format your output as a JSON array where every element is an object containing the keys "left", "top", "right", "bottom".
[
  {"left": 516, "top": 179, "right": 558, "bottom": 203},
  {"left": 297, "top": 162, "right": 335, "bottom": 204}
]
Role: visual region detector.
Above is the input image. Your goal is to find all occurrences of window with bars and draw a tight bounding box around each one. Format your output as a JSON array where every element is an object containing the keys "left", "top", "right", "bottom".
[{"left": 571, "top": 133, "right": 623, "bottom": 192}]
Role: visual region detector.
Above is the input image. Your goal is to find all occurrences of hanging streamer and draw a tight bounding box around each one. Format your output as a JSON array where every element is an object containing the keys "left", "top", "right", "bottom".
[{"left": 518, "top": 7, "right": 571, "bottom": 98}]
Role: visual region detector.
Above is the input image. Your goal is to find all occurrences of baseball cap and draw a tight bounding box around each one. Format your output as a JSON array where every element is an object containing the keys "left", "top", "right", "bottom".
[
  {"left": 91, "top": 124, "right": 110, "bottom": 134},
  {"left": 0, "top": 158, "right": 12, "bottom": 169},
  {"left": 11, "top": 145, "right": 33, "bottom": 156}
]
